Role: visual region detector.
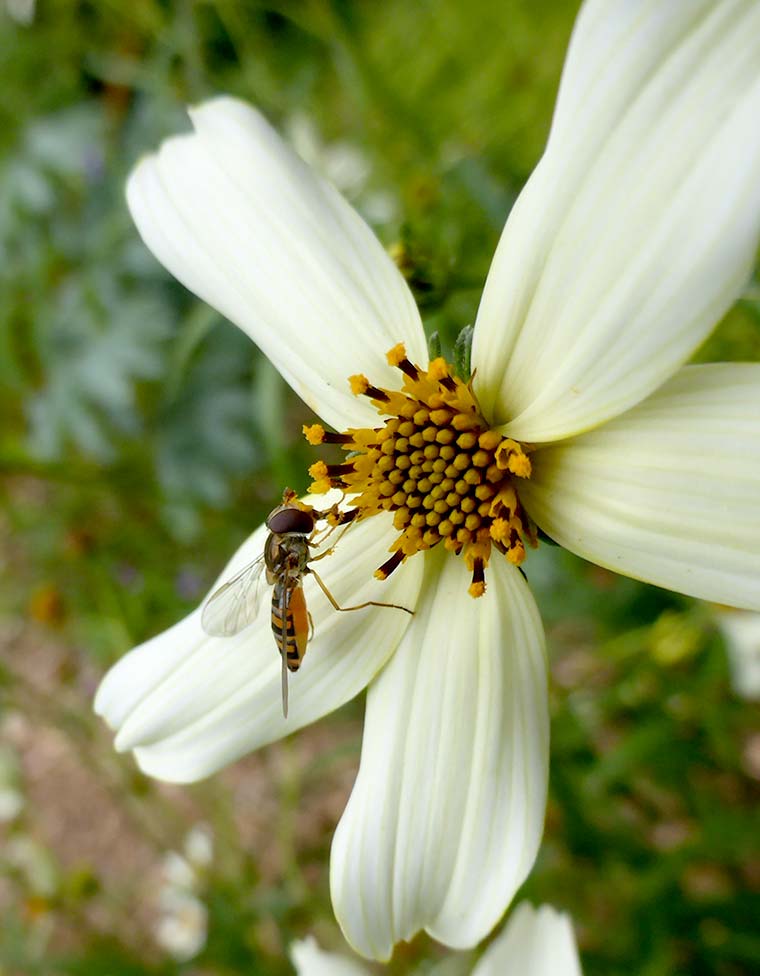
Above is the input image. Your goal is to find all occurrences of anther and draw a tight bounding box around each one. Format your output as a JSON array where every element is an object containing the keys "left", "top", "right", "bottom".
[
  {"left": 349, "top": 374, "right": 390, "bottom": 402},
  {"left": 303, "top": 423, "right": 326, "bottom": 445},
  {"left": 428, "top": 358, "right": 450, "bottom": 382},
  {"left": 375, "top": 550, "right": 405, "bottom": 580},
  {"left": 468, "top": 558, "right": 486, "bottom": 599},
  {"left": 386, "top": 343, "right": 420, "bottom": 381},
  {"left": 303, "top": 424, "right": 354, "bottom": 446}
]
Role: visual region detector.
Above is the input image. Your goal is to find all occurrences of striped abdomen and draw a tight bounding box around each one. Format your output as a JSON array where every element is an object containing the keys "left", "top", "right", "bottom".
[{"left": 271, "top": 581, "right": 309, "bottom": 672}]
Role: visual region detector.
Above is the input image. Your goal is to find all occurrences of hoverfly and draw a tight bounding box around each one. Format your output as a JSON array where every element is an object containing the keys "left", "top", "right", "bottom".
[{"left": 201, "top": 489, "right": 411, "bottom": 717}]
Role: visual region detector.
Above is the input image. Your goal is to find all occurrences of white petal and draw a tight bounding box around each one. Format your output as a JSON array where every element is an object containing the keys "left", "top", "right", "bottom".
[
  {"left": 330, "top": 549, "right": 548, "bottom": 960},
  {"left": 126, "top": 96, "right": 426, "bottom": 432},
  {"left": 714, "top": 608, "right": 760, "bottom": 700},
  {"left": 290, "top": 937, "right": 370, "bottom": 976},
  {"left": 472, "top": 902, "right": 582, "bottom": 976},
  {"left": 520, "top": 365, "right": 760, "bottom": 609},
  {"left": 95, "top": 513, "right": 422, "bottom": 783},
  {"left": 473, "top": 0, "right": 760, "bottom": 442}
]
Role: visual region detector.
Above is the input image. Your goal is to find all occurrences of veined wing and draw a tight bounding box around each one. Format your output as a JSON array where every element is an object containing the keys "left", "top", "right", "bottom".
[{"left": 201, "top": 555, "right": 267, "bottom": 636}]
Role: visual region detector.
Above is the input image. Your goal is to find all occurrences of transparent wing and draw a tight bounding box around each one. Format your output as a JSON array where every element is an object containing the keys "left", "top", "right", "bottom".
[{"left": 201, "top": 554, "right": 267, "bottom": 636}]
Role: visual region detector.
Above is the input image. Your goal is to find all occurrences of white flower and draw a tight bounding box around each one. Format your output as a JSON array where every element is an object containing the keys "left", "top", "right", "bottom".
[
  {"left": 285, "top": 112, "right": 371, "bottom": 197},
  {"left": 284, "top": 112, "right": 398, "bottom": 225},
  {"left": 96, "top": 0, "right": 760, "bottom": 962},
  {"left": 184, "top": 822, "right": 214, "bottom": 869},
  {"left": 0, "top": 745, "right": 24, "bottom": 822},
  {"left": 4, "top": 0, "right": 35, "bottom": 25},
  {"left": 0, "top": 787, "right": 24, "bottom": 822},
  {"left": 153, "top": 826, "right": 213, "bottom": 961},
  {"left": 290, "top": 902, "right": 582, "bottom": 976},
  {"left": 154, "top": 891, "right": 208, "bottom": 962},
  {"left": 715, "top": 608, "right": 760, "bottom": 700}
]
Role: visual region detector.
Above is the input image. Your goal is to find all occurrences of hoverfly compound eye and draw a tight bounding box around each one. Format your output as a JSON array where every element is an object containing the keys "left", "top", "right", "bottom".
[{"left": 267, "top": 506, "right": 315, "bottom": 535}]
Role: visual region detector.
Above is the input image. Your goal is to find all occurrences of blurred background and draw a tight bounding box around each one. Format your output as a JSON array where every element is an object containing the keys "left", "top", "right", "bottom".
[{"left": 1, "top": 1, "right": 759, "bottom": 973}]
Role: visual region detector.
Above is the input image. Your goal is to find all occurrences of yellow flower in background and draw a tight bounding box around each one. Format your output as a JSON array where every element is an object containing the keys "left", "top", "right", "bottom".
[{"left": 96, "top": 0, "right": 760, "bottom": 961}]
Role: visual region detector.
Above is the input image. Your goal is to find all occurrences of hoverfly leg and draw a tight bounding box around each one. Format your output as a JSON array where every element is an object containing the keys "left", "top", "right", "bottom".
[
  {"left": 307, "top": 610, "right": 315, "bottom": 641},
  {"left": 309, "top": 517, "right": 359, "bottom": 564},
  {"left": 309, "top": 568, "right": 413, "bottom": 616},
  {"left": 309, "top": 506, "right": 359, "bottom": 549}
]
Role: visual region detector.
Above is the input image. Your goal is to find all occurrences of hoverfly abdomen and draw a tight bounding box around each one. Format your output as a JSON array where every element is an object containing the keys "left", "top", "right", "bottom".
[{"left": 271, "top": 581, "right": 309, "bottom": 673}]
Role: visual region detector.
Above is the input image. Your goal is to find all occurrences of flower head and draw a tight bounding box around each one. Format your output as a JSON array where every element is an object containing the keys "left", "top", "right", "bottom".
[{"left": 96, "top": 0, "right": 760, "bottom": 961}]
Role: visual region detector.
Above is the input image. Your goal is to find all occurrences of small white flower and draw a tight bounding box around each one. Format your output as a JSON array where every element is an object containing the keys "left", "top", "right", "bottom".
[
  {"left": 715, "top": 608, "right": 760, "bottom": 700},
  {"left": 5, "top": 837, "right": 58, "bottom": 896},
  {"left": 154, "top": 825, "right": 213, "bottom": 960},
  {"left": 154, "top": 891, "right": 208, "bottom": 962},
  {"left": 285, "top": 112, "right": 397, "bottom": 224},
  {"left": 0, "top": 787, "right": 24, "bottom": 822},
  {"left": 4, "top": 0, "right": 35, "bottom": 25},
  {"left": 96, "top": 0, "right": 760, "bottom": 961},
  {"left": 0, "top": 745, "right": 24, "bottom": 822},
  {"left": 286, "top": 112, "right": 371, "bottom": 197},
  {"left": 291, "top": 935, "right": 371, "bottom": 976},
  {"left": 184, "top": 822, "right": 214, "bottom": 869},
  {"left": 161, "top": 850, "right": 197, "bottom": 892},
  {"left": 290, "top": 902, "right": 582, "bottom": 975}
]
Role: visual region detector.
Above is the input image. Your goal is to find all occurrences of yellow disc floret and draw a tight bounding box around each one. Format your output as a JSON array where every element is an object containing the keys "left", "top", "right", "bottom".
[{"left": 305, "top": 345, "right": 536, "bottom": 597}]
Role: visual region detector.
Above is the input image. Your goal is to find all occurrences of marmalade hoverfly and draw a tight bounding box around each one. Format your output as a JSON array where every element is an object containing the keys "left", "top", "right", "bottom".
[{"left": 201, "top": 489, "right": 411, "bottom": 717}]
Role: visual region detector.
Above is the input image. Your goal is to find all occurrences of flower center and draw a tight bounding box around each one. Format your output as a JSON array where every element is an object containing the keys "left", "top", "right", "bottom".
[{"left": 304, "top": 344, "right": 535, "bottom": 597}]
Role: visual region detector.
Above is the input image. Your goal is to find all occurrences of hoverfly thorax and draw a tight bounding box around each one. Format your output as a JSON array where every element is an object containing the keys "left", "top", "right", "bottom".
[{"left": 263, "top": 502, "right": 315, "bottom": 586}]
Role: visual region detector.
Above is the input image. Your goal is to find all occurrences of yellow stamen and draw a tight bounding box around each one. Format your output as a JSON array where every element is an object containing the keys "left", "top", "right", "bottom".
[
  {"left": 309, "top": 460, "right": 329, "bottom": 481},
  {"left": 496, "top": 438, "right": 532, "bottom": 478},
  {"left": 386, "top": 343, "right": 408, "bottom": 367},
  {"left": 427, "top": 358, "right": 450, "bottom": 382},
  {"left": 304, "top": 346, "right": 536, "bottom": 595},
  {"left": 489, "top": 517, "right": 511, "bottom": 545},
  {"left": 349, "top": 374, "right": 370, "bottom": 396},
  {"left": 303, "top": 423, "right": 326, "bottom": 445}
]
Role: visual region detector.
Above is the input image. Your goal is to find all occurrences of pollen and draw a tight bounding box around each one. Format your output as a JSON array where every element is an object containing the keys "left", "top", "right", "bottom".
[
  {"left": 303, "top": 423, "right": 326, "bottom": 445},
  {"left": 349, "top": 374, "right": 370, "bottom": 396},
  {"left": 306, "top": 345, "right": 536, "bottom": 597}
]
